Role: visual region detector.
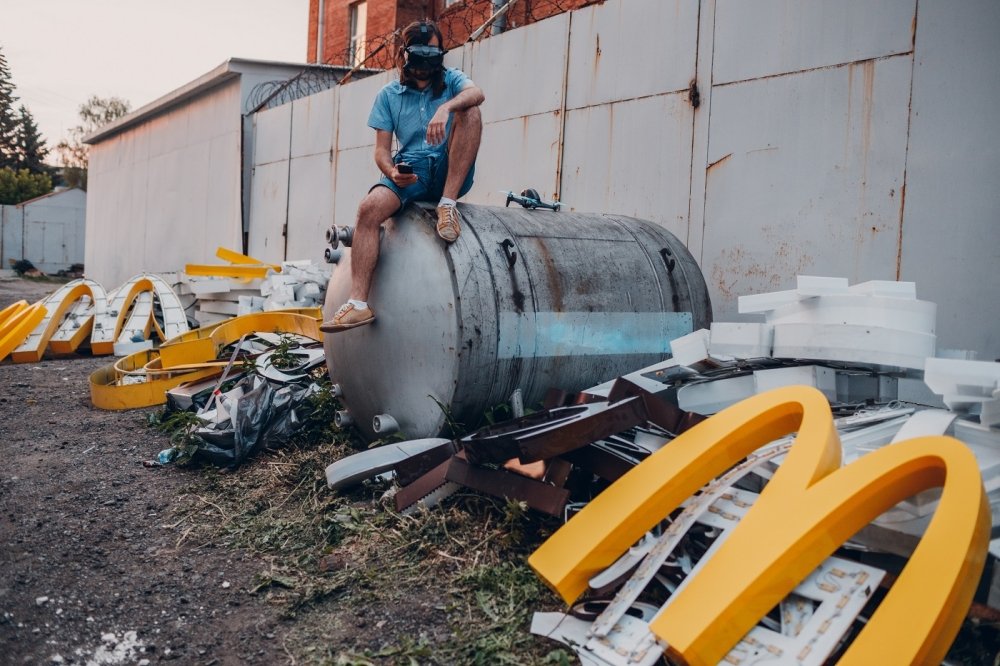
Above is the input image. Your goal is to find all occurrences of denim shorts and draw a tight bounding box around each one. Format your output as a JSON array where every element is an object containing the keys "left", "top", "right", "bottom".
[{"left": 373, "top": 152, "right": 475, "bottom": 211}]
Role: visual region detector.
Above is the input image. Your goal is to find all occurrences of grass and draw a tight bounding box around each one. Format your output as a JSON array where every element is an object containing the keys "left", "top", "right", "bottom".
[{"left": 155, "top": 383, "right": 570, "bottom": 664}]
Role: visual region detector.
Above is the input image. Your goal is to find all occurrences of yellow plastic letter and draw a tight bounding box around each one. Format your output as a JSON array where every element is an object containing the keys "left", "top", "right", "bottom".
[{"left": 528, "top": 386, "right": 989, "bottom": 665}]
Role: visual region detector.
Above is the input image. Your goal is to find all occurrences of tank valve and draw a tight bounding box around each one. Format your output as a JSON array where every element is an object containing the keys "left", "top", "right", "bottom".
[
  {"left": 326, "top": 225, "right": 354, "bottom": 249},
  {"left": 372, "top": 414, "right": 400, "bottom": 435},
  {"left": 335, "top": 410, "right": 353, "bottom": 428},
  {"left": 324, "top": 246, "right": 342, "bottom": 264}
]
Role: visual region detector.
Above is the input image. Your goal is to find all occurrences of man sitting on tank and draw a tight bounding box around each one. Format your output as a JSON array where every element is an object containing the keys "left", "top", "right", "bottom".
[{"left": 321, "top": 19, "right": 485, "bottom": 333}]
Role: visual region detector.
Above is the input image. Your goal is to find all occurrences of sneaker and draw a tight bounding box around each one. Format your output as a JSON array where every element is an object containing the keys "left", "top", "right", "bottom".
[
  {"left": 436, "top": 205, "right": 462, "bottom": 243},
  {"left": 320, "top": 303, "right": 375, "bottom": 333}
]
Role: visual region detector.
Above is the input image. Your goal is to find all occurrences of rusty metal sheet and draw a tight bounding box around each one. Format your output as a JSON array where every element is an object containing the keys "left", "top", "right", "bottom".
[
  {"left": 700, "top": 56, "right": 913, "bottom": 321},
  {"left": 566, "top": 0, "right": 698, "bottom": 110},
  {"left": 445, "top": 454, "right": 570, "bottom": 517},
  {"left": 559, "top": 94, "right": 692, "bottom": 235},
  {"left": 461, "top": 397, "right": 649, "bottom": 465},
  {"left": 713, "top": 0, "right": 916, "bottom": 85},
  {"left": 467, "top": 12, "right": 569, "bottom": 123}
]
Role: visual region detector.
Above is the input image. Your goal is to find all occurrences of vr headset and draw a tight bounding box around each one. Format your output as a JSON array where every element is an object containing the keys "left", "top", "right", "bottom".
[{"left": 403, "top": 44, "right": 445, "bottom": 75}]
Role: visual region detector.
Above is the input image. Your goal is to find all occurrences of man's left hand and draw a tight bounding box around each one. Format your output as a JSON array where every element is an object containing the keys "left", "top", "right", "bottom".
[{"left": 426, "top": 107, "right": 450, "bottom": 145}]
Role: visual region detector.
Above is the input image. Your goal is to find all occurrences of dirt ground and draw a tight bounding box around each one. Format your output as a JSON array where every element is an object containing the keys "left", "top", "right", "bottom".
[{"left": 0, "top": 277, "right": 305, "bottom": 665}]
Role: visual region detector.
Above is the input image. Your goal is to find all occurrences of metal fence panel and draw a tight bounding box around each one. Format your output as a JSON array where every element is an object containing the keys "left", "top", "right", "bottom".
[
  {"left": 337, "top": 72, "right": 392, "bottom": 151},
  {"left": 291, "top": 88, "right": 336, "bottom": 159},
  {"left": 247, "top": 160, "right": 290, "bottom": 263},
  {"left": 286, "top": 153, "right": 335, "bottom": 263},
  {"left": 713, "top": 0, "right": 916, "bottom": 84},
  {"left": 254, "top": 103, "right": 292, "bottom": 166},
  {"left": 701, "top": 56, "right": 913, "bottom": 318},
  {"left": 560, "top": 92, "right": 694, "bottom": 236},
  {"left": 900, "top": 0, "right": 1000, "bottom": 359},
  {"left": 466, "top": 112, "right": 562, "bottom": 208},
  {"left": 566, "top": 0, "right": 698, "bottom": 110},
  {"left": 467, "top": 12, "right": 570, "bottom": 123}
]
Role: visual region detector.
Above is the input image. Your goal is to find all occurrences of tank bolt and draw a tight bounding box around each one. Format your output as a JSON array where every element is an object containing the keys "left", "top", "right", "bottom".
[
  {"left": 372, "top": 414, "right": 400, "bottom": 435},
  {"left": 324, "top": 246, "right": 342, "bottom": 264},
  {"left": 335, "top": 410, "right": 353, "bottom": 428},
  {"left": 331, "top": 383, "right": 343, "bottom": 397},
  {"left": 326, "top": 225, "right": 354, "bottom": 249}
]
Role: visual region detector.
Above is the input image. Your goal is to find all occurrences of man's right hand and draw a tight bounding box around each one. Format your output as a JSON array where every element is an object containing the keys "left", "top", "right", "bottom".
[{"left": 390, "top": 166, "right": 418, "bottom": 187}]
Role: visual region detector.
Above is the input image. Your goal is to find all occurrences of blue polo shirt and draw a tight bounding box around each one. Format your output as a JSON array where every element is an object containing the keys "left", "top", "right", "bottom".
[{"left": 367, "top": 68, "right": 473, "bottom": 166}]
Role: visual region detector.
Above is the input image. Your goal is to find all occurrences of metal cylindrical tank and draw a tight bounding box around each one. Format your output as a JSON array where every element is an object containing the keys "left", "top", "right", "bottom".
[{"left": 323, "top": 203, "right": 712, "bottom": 440}]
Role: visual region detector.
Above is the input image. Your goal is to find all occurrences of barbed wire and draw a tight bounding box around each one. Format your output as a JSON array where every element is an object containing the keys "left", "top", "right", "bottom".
[
  {"left": 245, "top": 0, "right": 603, "bottom": 114},
  {"left": 333, "top": 0, "right": 605, "bottom": 80}
]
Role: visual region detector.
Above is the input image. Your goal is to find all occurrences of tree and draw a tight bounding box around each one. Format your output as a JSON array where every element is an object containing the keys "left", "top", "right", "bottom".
[
  {"left": 0, "top": 168, "right": 52, "bottom": 205},
  {"left": 56, "top": 95, "right": 131, "bottom": 190},
  {"left": 0, "top": 47, "right": 20, "bottom": 171},
  {"left": 14, "top": 105, "right": 49, "bottom": 173}
]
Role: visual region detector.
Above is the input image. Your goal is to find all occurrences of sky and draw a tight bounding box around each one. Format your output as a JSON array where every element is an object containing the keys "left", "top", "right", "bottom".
[{"left": 0, "top": 0, "right": 310, "bottom": 161}]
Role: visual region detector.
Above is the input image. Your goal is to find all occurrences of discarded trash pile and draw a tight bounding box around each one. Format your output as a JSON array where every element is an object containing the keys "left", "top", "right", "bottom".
[
  {"left": 0, "top": 247, "right": 328, "bottom": 364},
  {"left": 89, "top": 309, "right": 324, "bottom": 411},
  {"left": 181, "top": 248, "right": 329, "bottom": 327},
  {"left": 151, "top": 331, "right": 328, "bottom": 467},
  {"left": 326, "top": 276, "right": 999, "bottom": 664}
]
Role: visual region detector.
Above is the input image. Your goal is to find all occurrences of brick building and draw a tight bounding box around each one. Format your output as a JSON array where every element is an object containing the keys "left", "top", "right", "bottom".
[{"left": 306, "top": 0, "right": 599, "bottom": 69}]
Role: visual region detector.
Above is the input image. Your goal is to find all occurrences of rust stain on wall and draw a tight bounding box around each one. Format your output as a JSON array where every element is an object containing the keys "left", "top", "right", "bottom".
[{"left": 707, "top": 153, "right": 733, "bottom": 172}]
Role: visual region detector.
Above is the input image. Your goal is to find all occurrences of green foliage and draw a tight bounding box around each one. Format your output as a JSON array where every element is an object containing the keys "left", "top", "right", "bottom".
[
  {"left": 147, "top": 407, "right": 207, "bottom": 464},
  {"left": 0, "top": 167, "right": 52, "bottom": 204},
  {"left": 0, "top": 48, "right": 49, "bottom": 176},
  {"left": 13, "top": 105, "right": 49, "bottom": 173},
  {"left": 0, "top": 47, "right": 19, "bottom": 171},
  {"left": 55, "top": 95, "right": 130, "bottom": 189}
]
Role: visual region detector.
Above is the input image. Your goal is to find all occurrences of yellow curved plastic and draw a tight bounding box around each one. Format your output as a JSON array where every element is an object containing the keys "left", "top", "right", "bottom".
[
  {"left": 12, "top": 282, "right": 97, "bottom": 363},
  {"left": 0, "top": 303, "right": 47, "bottom": 362},
  {"left": 49, "top": 279, "right": 107, "bottom": 355},
  {"left": 91, "top": 350, "right": 220, "bottom": 410},
  {"left": 91, "top": 276, "right": 157, "bottom": 355},
  {"left": 528, "top": 386, "right": 989, "bottom": 666},
  {"left": 157, "top": 310, "right": 322, "bottom": 369},
  {"left": 0, "top": 300, "right": 28, "bottom": 327},
  {"left": 215, "top": 246, "right": 280, "bottom": 269}
]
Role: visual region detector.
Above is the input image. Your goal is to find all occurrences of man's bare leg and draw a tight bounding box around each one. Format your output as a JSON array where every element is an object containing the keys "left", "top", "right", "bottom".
[
  {"left": 350, "top": 185, "right": 401, "bottom": 301},
  {"left": 442, "top": 106, "right": 482, "bottom": 200},
  {"left": 321, "top": 185, "right": 400, "bottom": 332}
]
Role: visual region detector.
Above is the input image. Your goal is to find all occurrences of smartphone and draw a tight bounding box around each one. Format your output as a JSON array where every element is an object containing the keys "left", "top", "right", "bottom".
[{"left": 397, "top": 163, "right": 413, "bottom": 175}]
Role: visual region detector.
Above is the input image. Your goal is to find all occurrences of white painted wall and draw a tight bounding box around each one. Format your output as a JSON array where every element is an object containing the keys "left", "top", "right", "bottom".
[
  {"left": 247, "top": 0, "right": 998, "bottom": 361},
  {"left": 86, "top": 80, "right": 244, "bottom": 287}
]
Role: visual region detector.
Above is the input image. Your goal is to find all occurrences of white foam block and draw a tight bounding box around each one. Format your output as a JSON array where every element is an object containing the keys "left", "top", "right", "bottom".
[
  {"left": 848, "top": 280, "right": 916, "bottom": 299},
  {"left": 709, "top": 322, "right": 773, "bottom": 359},
  {"left": 796, "top": 275, "right": 849, "bottom": 296},
  {"left": 670, "top": 329, "right": 710, "bottom": 367}
]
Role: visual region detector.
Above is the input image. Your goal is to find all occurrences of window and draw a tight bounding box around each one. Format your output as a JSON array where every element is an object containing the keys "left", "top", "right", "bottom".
[{"left": 349, "top": 1, "right": 367, "bottom": 67}]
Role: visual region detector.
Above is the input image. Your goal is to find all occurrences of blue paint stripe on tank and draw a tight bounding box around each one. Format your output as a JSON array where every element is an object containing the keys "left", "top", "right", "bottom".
[{"left": 497, "top": 312, "right": 694, "bottom": 359}]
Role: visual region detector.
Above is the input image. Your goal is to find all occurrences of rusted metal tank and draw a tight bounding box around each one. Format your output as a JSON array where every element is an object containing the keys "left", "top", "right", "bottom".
[{"left": 323, "top": 203, "right": 712, "bottom": 440}]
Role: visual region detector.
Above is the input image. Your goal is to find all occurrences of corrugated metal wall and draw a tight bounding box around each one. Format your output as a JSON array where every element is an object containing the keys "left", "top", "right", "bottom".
[{"left": 250, "top": 0, "right": 1000, "bottom": 360}]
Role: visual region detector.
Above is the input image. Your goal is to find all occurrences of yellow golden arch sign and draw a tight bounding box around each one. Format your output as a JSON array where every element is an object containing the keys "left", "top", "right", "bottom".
[{"left": 529, "top": 386, "right": 989, "bottom": 665}]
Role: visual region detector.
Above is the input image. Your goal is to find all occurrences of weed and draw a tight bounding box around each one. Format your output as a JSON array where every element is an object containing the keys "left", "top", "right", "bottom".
[{"left": 146, "top": 408, "right": 207, "bottom": 463}]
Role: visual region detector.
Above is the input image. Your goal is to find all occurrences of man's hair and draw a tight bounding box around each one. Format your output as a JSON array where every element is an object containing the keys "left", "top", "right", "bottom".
[{"left": 398, "top": 20, "right": 446, "bottom": 97}]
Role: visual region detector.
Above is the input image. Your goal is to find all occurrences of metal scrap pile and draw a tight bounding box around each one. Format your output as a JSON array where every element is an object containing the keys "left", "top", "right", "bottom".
[{"left": 325, "top": 276, "right": 1000, "bottom": 664}]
